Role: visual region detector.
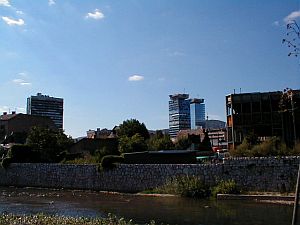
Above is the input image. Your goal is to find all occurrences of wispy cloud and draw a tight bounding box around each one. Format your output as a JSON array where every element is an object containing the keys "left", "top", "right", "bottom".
[
  {"left": 128, "top": 75, "right": 144, "bottom": 81},
  {"left": 163, "top": 49, "right": 186, "bottom": 57},
  {"left": 272, "top": 21, "right": 280, "bottom": 26},
  {"left": 85, "top": 9, "right": 105, "bottom": 20},
  {"left": 12, "top": 72, "right": 31, "bottom": 86},
  {"left": 48, "top": 0, "right": 55, "bottom": 6},
  {"left": 168, "top": 51, "right": 186, "bottom": 57},
  {"left": 2, "top": 16, "right": 25, "bottom": 26},
  {"left": 12, "top": 79, "right": 31, "bottom": 86},
  {"left": 284, "top": 10, "right": 300, "bottom": 23},
  {"left": 0, "top": 0, "right": 11, "bottom": 7},
  {"left": 16, "top": 10, "right": 24, "bottom": 15}
]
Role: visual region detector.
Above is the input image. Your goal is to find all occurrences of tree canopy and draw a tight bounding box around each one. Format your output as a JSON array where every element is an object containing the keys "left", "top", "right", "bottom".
[
  {"left": 117, "top": 119, "right": 149, "bottom": 140},
  {"left": 118, "top": 133, "right": 148, "bottom": 154},
  {"left": 148, "top": 131, "right": 174, "bottom": 151},
  {"left": 26, "top": 126, "right": 74, "bottom": 162}
]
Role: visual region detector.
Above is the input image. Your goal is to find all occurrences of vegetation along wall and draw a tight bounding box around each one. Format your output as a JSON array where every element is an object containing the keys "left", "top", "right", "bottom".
[{"left": 0, "top": 157, "right": 299, "bottom": 193}]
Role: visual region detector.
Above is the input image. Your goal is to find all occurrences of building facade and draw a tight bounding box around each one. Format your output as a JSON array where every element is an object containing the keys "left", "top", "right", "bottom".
[
  {"left": 226, "top": 90, "right": 300, "bottom": 149},
  {"left": 169, "top": 94, "right": 191, "bottom": 138},
  {"left": 0, "top": 112, "right": 57, "bottom": 143},
  {"left": 27, "top": 93, "right": 64, "bottom": 129},
  {"left": 190, "top": 98, "right": 205, "bottom": 129}
]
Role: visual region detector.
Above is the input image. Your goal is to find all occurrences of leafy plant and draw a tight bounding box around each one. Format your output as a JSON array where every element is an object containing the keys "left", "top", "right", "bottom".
[
  {"left": 99, "top": 155, "right": 124, "bottom": 171},
  {"left": 26, "top": 126, "right": 74, "bottom": 163},
  {"left": 212, "top": 180, "right": 241, "bottom": 197},
  {"left": 118, "top": 134, "right": 148, "bottom": 154},
  {"left": 154, "top": 175, "right": 211, "bottom": 198},
  {"left": 148, "top": 132, "right": 174, "bottom": 151}
]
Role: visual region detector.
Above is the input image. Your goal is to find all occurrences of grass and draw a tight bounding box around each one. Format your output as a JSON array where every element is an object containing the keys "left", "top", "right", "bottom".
[
  {"left": 211, "top": 179, "right": 241, "bottom": 197},
  {"left": 146, "top": 176, "right": 241, "bottom": 199},
  {"left": 0, "top": 213, "right": 157, "bottom": 225},
  {"left": 152, "top": 175, "right": 211, "bottom": 198}
]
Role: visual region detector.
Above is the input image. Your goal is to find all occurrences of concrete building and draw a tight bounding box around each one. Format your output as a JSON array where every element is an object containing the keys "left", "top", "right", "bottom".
[
  {"left": 208, "top": 128, "right": 227, "bottom": 148},
  {"left": 87, "top": 128, "right": 114, "bottom": 139},
  {"left": 169, "top": 94, "right": 191, "bottom": 138},
  {"left": 226, "top": 90, "right": 300, "bottom": 149},
  {"left": 27, "top": 93, "right": 63, "bottom": 129},
  {"left": 190, "top": 98, "right": 205, "bottom": 129}
]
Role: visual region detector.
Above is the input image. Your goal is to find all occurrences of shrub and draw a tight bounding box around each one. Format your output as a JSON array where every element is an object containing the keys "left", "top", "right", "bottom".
[
  {"left": 230, "top": 137, "right": 300, "bottom": 157},
  {"left": 212, "top": 180, "right": 241, "bottom": 197},
  {"left": 118, "top": 134, "right": 148, "bottom": 154},
  {"left": 1, "top": 157, "right": 12, "bottom": 169},
  {"left": 154, "top": 175, "right": 210, "bottom": 198},
  {"left": 8, "top": 144, "right": 40, "bottom": 163},
  {"left": 99, "top": 155, "right": 124, "bottom": 171}
]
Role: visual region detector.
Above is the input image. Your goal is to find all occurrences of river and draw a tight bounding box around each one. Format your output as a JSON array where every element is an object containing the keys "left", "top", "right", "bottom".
[{"left": 0, "top": 187, "right": 293, "bottom": 225}]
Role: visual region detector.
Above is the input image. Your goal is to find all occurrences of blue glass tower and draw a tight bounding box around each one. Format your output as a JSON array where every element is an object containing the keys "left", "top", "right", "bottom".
[
  {"left": 169, "top": 94, "right": 191, "bottom": 138},
  {"left": 190, "top": 98, "right": 205, "bottom": 129}
]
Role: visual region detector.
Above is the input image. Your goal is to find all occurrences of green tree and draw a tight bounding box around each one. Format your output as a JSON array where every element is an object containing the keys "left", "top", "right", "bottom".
[
  {"left": 119, "top": 133, "right": 148, "bottom": 153},
  {"left": 175, "top": 136, "right": 190, "bottom": 150},
  {"left": 200, "top": 130, "right": 212, "bottom": 150},
  {"left": 148, "top": 131, "right": 174, "bottom": 151},
  {"left": 26, "top": 126, "right": 73, "bottom": 162},
  {"left": 117, "top": 119, "right": 150, "bottom": 140}
]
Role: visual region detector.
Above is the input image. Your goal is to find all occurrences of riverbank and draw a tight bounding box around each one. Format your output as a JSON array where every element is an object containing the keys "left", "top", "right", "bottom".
[
  {"left": 0, "top": 213, "right": 156, "bottom": 225},
  {"left": 217, "top": 192, "right": 296, "bottom": 205}
]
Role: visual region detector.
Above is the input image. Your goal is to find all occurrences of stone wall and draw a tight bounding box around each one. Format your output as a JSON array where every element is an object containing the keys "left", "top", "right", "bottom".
[{"left": 0, "top": 157, "right": 299, "bottom": 193}]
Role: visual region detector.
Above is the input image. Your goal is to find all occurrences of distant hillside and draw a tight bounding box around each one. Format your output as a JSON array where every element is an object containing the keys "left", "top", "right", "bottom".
[{"left": 205, "top": 120, "right": 226, "bottom": 129}]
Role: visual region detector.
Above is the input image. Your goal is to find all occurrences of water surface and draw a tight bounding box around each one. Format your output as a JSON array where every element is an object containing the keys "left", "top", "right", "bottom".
[{"left": 0, "top": 187, "right": 293, "bottom": 225}]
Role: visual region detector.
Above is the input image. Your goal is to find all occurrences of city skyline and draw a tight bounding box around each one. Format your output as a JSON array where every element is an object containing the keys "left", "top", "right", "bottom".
[{"left": 0, "top": 1, "right": 299, "bottom": 137}]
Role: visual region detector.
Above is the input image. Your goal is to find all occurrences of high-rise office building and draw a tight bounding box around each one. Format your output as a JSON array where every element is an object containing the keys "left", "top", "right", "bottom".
[
  {"left": 169, "top": 94, "right": 191, "bottom": 138},
  {"left": 190, "top": 98, "right": 205, "bottom": 129},
  {"left": 27, "top": 93, "right": 64, "bottom": 129}
]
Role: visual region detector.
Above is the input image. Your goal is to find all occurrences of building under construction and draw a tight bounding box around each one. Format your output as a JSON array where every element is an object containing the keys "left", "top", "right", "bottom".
[{"left": 226, "top": 90, "right": 300, "bottom": 149}]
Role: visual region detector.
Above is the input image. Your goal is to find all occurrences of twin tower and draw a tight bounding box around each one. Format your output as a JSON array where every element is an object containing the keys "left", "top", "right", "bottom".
[{"left": 169, "top": 94, "right": 205, "bottom": 138}]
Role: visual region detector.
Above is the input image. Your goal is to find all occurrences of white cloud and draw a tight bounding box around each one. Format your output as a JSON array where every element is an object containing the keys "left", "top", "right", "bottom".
[
  {"left": 2, "top": 16, "right": 25, "bottom": 26},
  {"left": 16, "top": 10, "right": 24, "bottom": 15},
  {"left": 17, "top": 71, "right": 28, "bottom": 77},
  {"left": 0, "top": 0, "right": 10, "bottom": 7},
  {"left": 284, "top": 10, "right": 300, "bottom": 23},
  {"left": 272, "top": 21, "right": 280, "bottom": 26},
  {"left": 48, "top": 0, "right": 55, "bottom": 6},
  {"left": 168, "top": 51, "right": 186, "bottom": 57},
  {"left": 12, "top": 78, "right": 31, "bottom": 86},
  {"left": 128, "top": 75, "right": 144, "bottom": 81},
  {"left": 86, "top": 9, "right": 105, "bottom": 20}
]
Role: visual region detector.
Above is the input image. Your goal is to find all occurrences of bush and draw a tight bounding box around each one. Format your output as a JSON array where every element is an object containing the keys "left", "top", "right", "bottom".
[
  {"left": 212, "top": 180, "right": 241, "bottom": 197},
  {"left": 1, "top": 157, "right": 12, "bottom": 169},
  {"left": 154, "top": 175, "right": 210, "bottom": 198},
  {"left": 99, "top": 155, "right": 124, "bottom": 171},
  {"left": 8, "top": 145, "right": 40, "bottom": 163},
  {"left": 118, "top": 134, "right": 148, "bottom": 154},
  {"left": 230, "top": 137, "right": 300, "bottom": 157}
]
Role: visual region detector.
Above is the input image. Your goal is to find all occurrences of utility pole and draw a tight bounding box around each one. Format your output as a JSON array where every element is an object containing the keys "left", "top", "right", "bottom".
[{"left": 290, "top": 89, "right": 299, "bottom": 225}]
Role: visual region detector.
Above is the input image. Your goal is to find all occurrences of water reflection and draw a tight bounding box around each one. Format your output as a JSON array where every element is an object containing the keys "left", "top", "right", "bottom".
[{"left": 0, "top": 187, "right": 293, "bottom": 225}]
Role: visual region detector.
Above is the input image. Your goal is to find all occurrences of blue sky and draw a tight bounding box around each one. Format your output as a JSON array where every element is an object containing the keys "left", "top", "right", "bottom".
[{"left": 0, "top": 0, "right": 299, "bottom": 137}]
